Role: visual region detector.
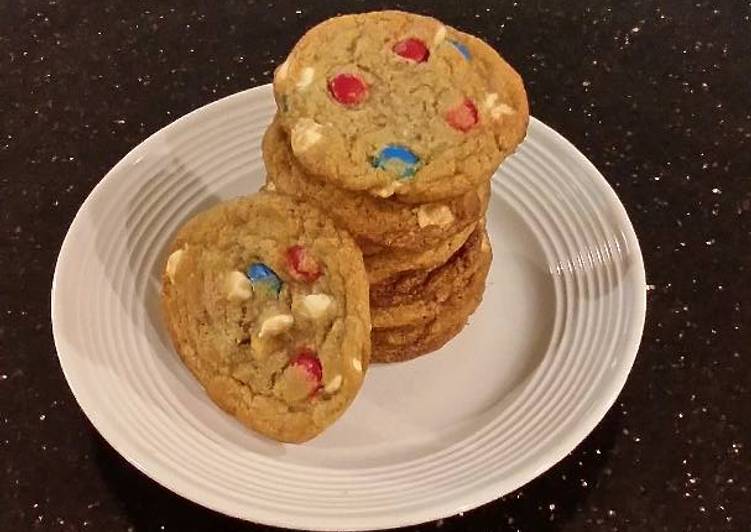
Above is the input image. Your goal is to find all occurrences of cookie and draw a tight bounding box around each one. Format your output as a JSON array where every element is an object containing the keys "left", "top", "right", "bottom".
[
  {"left": 272, "top": 10, "right": 528, "bottom": 203},
  {"left": 161, "top": 192, "right": 370, "bottom": 443},
  {"left": 371, "top": 225, "right": 491, "bottom": 329},
  {"left": 373, "top": 320, "right": 467, "bottom": 364},
  {"left": 364, "top": 223, "right": 475, "bottom": 285},
  {"left": 372, "top": 232, "right": 492, "bottom": 363},
  {"left": 263, "top": 116, "right": 489, "bottom": 255}
]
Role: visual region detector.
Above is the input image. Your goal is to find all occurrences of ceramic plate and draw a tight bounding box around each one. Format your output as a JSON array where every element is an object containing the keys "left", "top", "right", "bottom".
[{"left": 52, "top": 84, "right": 646, "bottom": 531}]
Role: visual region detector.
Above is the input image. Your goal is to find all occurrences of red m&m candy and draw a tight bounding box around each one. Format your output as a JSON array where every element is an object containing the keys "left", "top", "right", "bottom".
[
  {"left": 328, "top": 73, "right": 368, "bottom": 106},
  {"left": 286, "top": 245, "right": 322, "bottom": 282},
  {"left": 393, "top": 38, "right": 430, "bottom": 63},
  {"left": 289, "top": 348, "right": 323, "bottom": 397},
  {"left": 445, "top": 98, "right": 479, "bottom": 132}
]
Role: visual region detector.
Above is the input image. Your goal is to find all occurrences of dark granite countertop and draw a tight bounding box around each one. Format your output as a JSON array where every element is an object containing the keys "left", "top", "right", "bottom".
[{"left": 1, "top": 1, "right": 749, "bottom": 531}]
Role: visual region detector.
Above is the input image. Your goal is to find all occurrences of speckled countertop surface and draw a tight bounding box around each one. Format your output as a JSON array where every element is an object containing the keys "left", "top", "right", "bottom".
[{"left": 1, "top": 1, "right": 750, "bottom": 531}]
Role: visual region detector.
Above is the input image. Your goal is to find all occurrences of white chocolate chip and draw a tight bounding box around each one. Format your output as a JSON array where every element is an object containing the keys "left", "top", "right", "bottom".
[
  {"left": 433, "top": 25, "right": 447, "bottom": 46},
  {"left": 226, "top": 271, "right": 252, "bottom": 301},
  {"left": 264, "top": 181, "right": 277, "bottom": 192},
  {"left": 481, "top": 233, "right": 491, "bottom": 252},
  {"left": 276, "top": 59, "right": 289, "bottom": 81},
  {"left": 296, "top": 66, "right": 314, "bottom": 89},
  {"left": 324, "top": 374, "right": 342, "bottom": 394},
  {"left": 491, "top": 103, "right": 516, "bottom": 119},
  {"left": 258, "top": 314, "right": 294, "bottom": 338},
  {"left": 165, "top": 248, "right": 186, "bottom": 283},
  {"left": 484, "top": 93, "right": 499, "bottom": 109},
  {"left": 291, "top": 118, "right": 323, "bottom": 154},
  {"left": 373, "top": 181, "right": 402, "bottom": 198},
  {"left": 352, "top": 358, "right": 362, "bottom": 373},
  {"left": 250, "top": 334, "right": 273, "bottom": 360},
  {"left": 416, "top": 205, "right": 455, "bottom": 228},
  {"left": 301, "top": 293, "right": 332, "bottom": 319}
]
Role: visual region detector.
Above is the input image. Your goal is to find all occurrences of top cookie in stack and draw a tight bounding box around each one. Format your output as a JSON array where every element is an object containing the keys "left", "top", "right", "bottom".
[
  {"left": 263, "top": 10, "right": 528, "bottom": 362},
  {"left": 271, "top": 10, "right": 528, "bottom": 203}
]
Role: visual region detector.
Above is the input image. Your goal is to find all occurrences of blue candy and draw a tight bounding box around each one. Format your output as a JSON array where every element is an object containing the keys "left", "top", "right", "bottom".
[
  {"left": 372, "top": 144, "right": 421, "bottom": 179},
  {"left": 246, "top": 262, "right": 282, "bottom": 297},
  {"left": 449, "top": 40, "right": 471, "bottom": 60}
]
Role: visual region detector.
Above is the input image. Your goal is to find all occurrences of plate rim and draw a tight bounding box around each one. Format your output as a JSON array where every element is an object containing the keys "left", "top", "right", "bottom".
[{"left": 51, "top": 84, "right": 647, "bottom": 531}]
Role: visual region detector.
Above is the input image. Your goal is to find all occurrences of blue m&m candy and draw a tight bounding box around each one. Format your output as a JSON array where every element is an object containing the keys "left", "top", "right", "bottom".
[
  {"left": 449, "top": 40, "right": 471, "bottom": 60},
  {"left": 246, "top": 262, "right": 282, "bottom": 297},
  {"left": 372, "top": 144, "right": 421, "bottom": 179}
]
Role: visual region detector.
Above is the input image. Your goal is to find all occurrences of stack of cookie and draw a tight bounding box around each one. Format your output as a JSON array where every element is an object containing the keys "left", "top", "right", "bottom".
[{"left": 263, "top": 10, "right": 528, "bottom": 363}]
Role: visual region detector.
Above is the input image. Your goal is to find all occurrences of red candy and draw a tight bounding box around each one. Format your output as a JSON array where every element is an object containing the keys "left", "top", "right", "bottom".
[
  {"left": 290, "top": 348, "right": 323, "bottom": 394},
  {"left": 393, "top": 38, "right": 430, "bottom": 62},
  {"left": 445, "top": 98, "right": 479, "bottom": 132},
  {"left": 286, "top": 245, "right": 322, "bottom": 282},
  {"left": 328, "top": 73, "right": 368, "bottom": 106}
]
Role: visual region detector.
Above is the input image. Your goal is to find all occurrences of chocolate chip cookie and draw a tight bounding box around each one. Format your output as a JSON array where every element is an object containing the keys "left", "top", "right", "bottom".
[
  {"left": 272, "top": 10, "right": 528, "bottom": 203},
  {"left": 372, "top": 228, "right": 492, "bottom": 362},
  {"left": 364, "top": 223, "right": 476, "bottom": 285},
  {"left": 263, "top": 116, "right": 488, "bottom": 255},
  {"left": 161, "top": 192, "right": 370, "bottom": 443},
  {"left": 370, "top": 225, "right": 491, "bottom": 330}
]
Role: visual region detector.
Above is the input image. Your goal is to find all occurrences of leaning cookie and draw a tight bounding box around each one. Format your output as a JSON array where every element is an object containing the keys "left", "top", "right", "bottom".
[
  {"left": 273, "top": 10, "right": 528, "bottom": 203},
  {"left": 263, "top": 116, "right": 489, "bottom": 255},
  {"left": 161, "top": 192, "right": 370, "bottom": 443}
]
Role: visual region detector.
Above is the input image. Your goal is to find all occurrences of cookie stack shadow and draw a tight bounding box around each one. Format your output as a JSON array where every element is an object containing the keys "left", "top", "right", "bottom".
[{"left": 262, "top": 119, "right": 493, "bottom": 363}]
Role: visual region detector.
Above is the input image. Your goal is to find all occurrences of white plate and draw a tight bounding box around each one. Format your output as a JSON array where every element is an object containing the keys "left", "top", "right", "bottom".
[{"left": 52, "top": 84, "right": 646, "bottom": 531}]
